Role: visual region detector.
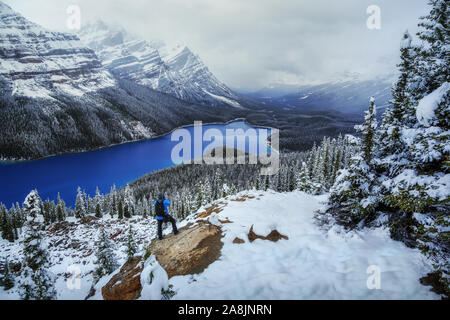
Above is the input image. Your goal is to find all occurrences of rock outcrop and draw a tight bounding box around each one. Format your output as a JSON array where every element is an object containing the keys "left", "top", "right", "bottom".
[
  {"left": 102, "top": 256, "right": 143, "bottom": 300},
  {"left": 146, "top": 223, "right": 223, "bottom": 278},
  {"left": 100, "top": 222, "right": 224, "bottom": 299},
  {"left": 248, "top": 225, "right": 288, "bottom": 242}
]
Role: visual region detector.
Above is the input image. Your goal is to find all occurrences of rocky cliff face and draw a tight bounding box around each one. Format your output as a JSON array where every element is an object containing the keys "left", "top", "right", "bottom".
[
  {"left": 78, "top": 21, "right": 241, "bottom": 107},
  {"left": 0, "top": 2, "right": 115, "bottom": 99}
]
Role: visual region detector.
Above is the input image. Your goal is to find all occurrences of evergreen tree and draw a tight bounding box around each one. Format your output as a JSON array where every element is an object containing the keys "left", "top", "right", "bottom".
[
  {"left": 19, "top": 191, "right": 56, "bottom": 300},
  {"left": 124, "top": 225, "right": 138, "bottom": 262},
  {"left": 22, "top": 189, "right": 42, "bottom": 220},
  {"left": 326, "top": 97, "right": 379, "bottom": 227},
  {"left": 95, "top": 202, "right": 102, "bottom": 218},
  {"left": 296, "top": 162, "right": 311, "bottom": 193},
  {"left": 0, "top": 259, "right": 14, "bottom": 290},
  {"left": 356, "top": 97, "right": 378, "bottom": 164},
  {"left": 327, "top": 146, "right": 377, "bottom": 227},
  {"left": 75, "top": 187, "right": 87, "bottom": 219},
  {"left": 56, "top": 193, "right": 66, "bottom": 222},
  {"left": 415, "top": 0, "right": 449, "bottom": 96},
  {"left": 118, "top": 199, "right": 124, "bottom": 220},
  {"left": 0, "top": 204, "right": 10, "bottom": 241},
  {"left": 93, "top": 228, "right": 118, "bottom": 283},
  {"left": 123, "top": 185, "right": 134, "bottom": 219}
]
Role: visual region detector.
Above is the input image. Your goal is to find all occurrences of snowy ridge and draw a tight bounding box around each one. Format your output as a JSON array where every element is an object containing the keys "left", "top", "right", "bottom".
[{"left": 78, "top": 21, "right": 240, "bottom": 107}]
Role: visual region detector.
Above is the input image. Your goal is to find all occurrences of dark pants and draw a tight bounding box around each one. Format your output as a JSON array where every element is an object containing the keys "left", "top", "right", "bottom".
[{"left": 157, "top": 214, "right": 178, "bottom": 240}]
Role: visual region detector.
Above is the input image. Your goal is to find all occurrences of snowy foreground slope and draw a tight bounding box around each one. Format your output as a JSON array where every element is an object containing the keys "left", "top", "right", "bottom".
[
  {"left": 169, "top": 191, "right": 439, "bottom": 300},
  {"left": 0, "top": 191, "right": 440, "bottom": 300}
]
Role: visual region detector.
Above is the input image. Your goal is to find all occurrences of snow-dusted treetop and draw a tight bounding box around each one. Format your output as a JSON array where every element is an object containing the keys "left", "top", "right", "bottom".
[{"left": 400, "top": 30, "right": 412, "bottom": 49}]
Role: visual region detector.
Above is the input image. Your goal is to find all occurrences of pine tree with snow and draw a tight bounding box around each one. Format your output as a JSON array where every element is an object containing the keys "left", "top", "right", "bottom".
[
  {"left": 414, "top": 0, "right": 449, "bottom": 96},
  {"left": 296, "top": 162, "right": 311, "bottom": 193},
  {"left": 118, "top": 199, "right": 124, "bottom": 220},
  {"left": 19, "top": 194, "right": 56, "bottom": 300},
  {"left": 95, "top": 202, "right": 102, "bottom": 218},
  {"left": 22, "top": 189, "right": 42, "bottom": 220},
  {"left": 75, "top": 187, "right": 87, "bottom": 219},
  {"left": 0, "top": 259, "right": 14, "bottom": 290},
  {"left": 327, "top": 150, "right": 377, "bottom": 227},
  {"left": 123, "top": 184, "right": 134, "bottom": 219},
  {"left": 93, "top": 227, "right": 118, "bottom": 283},
  {"left": 56, "top": 193, "right": 66, "bottom": 222},
  {"left": 0, "top": 204, "right": 10, "bottom": 241},
  {"left": 124, "top": 225, "right": 138, "bottom": 262},
  {"left": 110, "top": 185, "right": 117, "bottom": 218},
  {"left": 356, "top": 97, "right": 378, "bottom": 164},
  {"left": 326, "top": 97, "right": 379, "bottom": 228}
]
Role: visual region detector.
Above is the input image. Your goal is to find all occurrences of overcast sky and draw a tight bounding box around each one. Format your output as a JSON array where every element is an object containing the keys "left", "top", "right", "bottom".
[{"left": 4, "top": 0, "right": 430, "bottom": 90}]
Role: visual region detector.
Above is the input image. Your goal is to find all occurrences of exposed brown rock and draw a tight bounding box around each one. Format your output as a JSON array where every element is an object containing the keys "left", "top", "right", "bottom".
[
  {"left": 48, "top": 221, "right": 74, "bottom": 234},
  {"left": 231, "top": 197, "right": 247, "bottom": 202},
  {"left": 198, "top": 203, "right": 224, "bottom": 218},
  {"left": 248, "top": 225, "right": 288, "bottom": 243},
  {"left": 102, "top": 256, "right": 143, "bottom": 300},
  {"left": 219, "top": 218, "right": 233, "bottom": 224},
  {"left": 147, "top": 223, "right": 223, "bottom": 278},
  {"left": 233, "top": 237, "right": 245, "bottom": 244},
  {"left": 80, "top": 216, "right": 98, "bottom": 225},
  {"left": 110, "top": 230, "right": 122, "bottom": 239}
]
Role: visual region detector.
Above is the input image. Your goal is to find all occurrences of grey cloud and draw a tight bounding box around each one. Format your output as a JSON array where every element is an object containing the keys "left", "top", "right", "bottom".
[{"left": 3, "top": 0, "right": 430, "bottom": 90}]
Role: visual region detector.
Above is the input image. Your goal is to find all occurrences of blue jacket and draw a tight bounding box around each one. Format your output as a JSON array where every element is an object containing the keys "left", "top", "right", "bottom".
[{"left": 154, "top": 199, "right": 171, "bottom": 220}]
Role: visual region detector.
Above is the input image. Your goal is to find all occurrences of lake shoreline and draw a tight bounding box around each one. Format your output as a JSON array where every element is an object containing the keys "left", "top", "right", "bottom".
[{"left": 0, "top": 117, "right": 274, "bottom": 164}]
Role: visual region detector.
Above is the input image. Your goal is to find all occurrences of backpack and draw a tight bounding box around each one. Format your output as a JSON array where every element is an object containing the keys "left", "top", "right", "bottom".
[{"left": 155, "top": 200, "right": 165, "bottom": 217}]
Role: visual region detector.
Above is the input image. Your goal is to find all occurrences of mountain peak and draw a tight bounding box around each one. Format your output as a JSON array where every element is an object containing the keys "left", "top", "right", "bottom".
[
  {"left": 78, "top": 23, "right": 240, "bottom": 107},
  {"left": 78, "top": 20, "right": 136, "bottom": 51}
]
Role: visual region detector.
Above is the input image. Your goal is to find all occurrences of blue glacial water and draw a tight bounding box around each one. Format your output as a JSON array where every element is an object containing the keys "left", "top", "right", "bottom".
[{"left": 0, "top": 121, "right": 271, "bottom": 207}]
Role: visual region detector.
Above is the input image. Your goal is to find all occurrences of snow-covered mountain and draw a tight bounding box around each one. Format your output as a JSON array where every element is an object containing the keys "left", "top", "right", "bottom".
[
  {"left": 0, "top": 2, "right": 116, "bottom": 99},
  {"left": 242, "top": 76, "right": 394, "bottom": 115},
  {"left": 78, "top": 21, "right": 241, "bottom": 108},
  {"left": 0, "top": 2, "right": 246, "bottom": 161}
]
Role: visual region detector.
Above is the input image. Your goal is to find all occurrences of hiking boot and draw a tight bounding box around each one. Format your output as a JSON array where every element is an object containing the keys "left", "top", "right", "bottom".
[{"left": 174, "top": 230, "right": 179, "bottom": 235}]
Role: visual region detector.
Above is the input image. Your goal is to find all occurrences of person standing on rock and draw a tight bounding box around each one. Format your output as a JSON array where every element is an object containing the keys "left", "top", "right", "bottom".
[{"left": 154, "top": 193, "right": 179, "bottom": 240}]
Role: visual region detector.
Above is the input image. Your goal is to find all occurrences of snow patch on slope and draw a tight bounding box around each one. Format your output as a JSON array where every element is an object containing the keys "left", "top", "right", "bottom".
[{"left": 204, "top": 90, "right": 243, "bottom": 108}]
